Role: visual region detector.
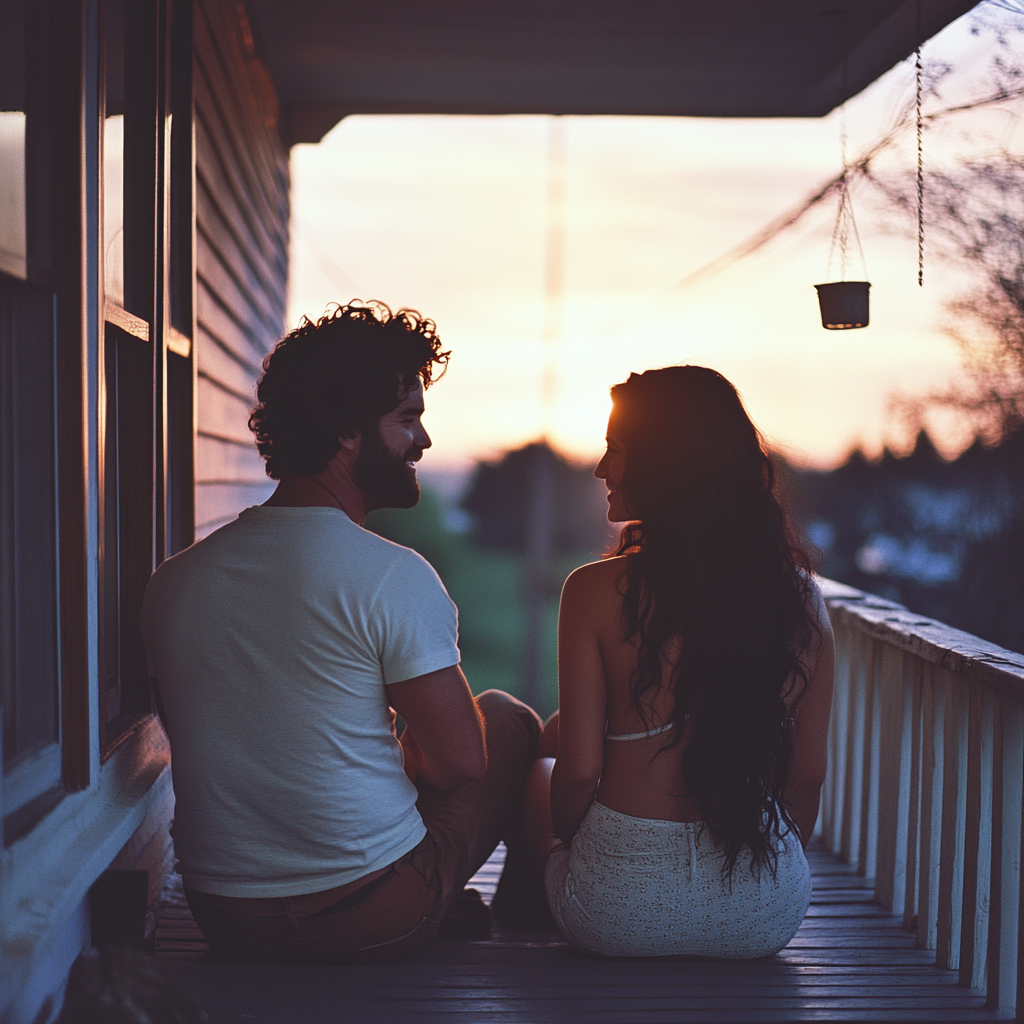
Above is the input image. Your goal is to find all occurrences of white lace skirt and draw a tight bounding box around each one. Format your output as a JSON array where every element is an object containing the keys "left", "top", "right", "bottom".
[{"left": 545, "top": 801, "right": 811, "bottom": 958}]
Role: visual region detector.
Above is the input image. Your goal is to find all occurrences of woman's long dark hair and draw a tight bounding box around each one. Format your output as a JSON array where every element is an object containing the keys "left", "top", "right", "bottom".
[{"left": 610, "top": 366, "right": 816, "bottom": 877}]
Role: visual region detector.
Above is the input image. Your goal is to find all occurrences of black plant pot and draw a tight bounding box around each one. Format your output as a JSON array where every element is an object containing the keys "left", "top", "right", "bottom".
[{"left": 815, "top": 281, "right": 870, "bottom": 329}]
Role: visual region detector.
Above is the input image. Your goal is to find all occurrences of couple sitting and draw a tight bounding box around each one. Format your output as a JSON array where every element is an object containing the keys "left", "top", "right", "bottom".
[{"left": 141, "top": 301, "right": 834, "bottom": 964}]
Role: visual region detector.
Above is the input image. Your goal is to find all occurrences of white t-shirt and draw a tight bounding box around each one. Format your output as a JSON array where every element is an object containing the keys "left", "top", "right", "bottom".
[{"left": 140, "top": 505, "right": 460, "bottom": 898}]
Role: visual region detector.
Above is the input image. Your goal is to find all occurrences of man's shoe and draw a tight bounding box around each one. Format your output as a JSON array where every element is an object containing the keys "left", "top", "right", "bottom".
[
  {"left": 436, "top": 888, "right": 493, "bottom": 940},
  {"left": 491, "top": 870, "right": 555, "bottom": 930}
]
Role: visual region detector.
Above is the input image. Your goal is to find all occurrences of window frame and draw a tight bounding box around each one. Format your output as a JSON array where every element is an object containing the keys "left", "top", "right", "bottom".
[
  {"left": 0, "top": 1, "right": 68, "bottom": 844},
  {"left": 98, "top": 0, "right": 195, "bottom": 760},
  {"left": 0, "top": 0, "right": 196, "bottom": 832}
]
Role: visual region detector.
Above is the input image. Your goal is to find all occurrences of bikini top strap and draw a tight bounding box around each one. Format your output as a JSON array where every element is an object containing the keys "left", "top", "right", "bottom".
[{"left": 605, "top": 720, "right": 678, "bottom": 742}]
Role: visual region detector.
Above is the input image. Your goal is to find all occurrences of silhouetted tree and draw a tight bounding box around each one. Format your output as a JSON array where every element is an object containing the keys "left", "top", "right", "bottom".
[
  {"left": 462, "top": 442, "right": 613, "bottom": 556},
  {"left": 870, "top": 155, "right": 1024, "bottom": 441}
]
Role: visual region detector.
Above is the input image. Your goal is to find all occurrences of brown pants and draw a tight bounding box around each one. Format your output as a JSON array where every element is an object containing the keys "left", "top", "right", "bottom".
[{"left": 185, "top": 690, "right": 542, "bottom": 964}]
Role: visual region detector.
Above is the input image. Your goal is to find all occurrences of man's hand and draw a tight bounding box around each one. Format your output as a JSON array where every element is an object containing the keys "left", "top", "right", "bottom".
[
  {"left": 386, "top": 665, "right": 486, "bottom": 791},
  {"left": 398, "top": 725, "right": 426, "bottom": 784}
]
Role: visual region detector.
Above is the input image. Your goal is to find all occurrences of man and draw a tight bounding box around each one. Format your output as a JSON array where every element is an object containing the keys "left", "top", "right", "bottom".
[{"left": 141, "top": 302, "right": 541, "bottom": 963}]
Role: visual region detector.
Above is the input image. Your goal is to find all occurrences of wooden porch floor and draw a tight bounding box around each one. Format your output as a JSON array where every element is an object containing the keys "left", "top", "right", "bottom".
[{"left": 157, "top": 840, "right": 1010, "bottom": 1023}]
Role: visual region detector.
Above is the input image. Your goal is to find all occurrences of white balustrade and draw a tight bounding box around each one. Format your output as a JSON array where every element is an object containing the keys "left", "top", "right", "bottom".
[{"left": 818, "top": 577, "right": 1024, "bottom": 1015}]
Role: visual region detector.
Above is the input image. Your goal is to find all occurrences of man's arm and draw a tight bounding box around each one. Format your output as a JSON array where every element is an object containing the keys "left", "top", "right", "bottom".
[{"left": 386, "top": 664, "right": 486, "bottom": 790}]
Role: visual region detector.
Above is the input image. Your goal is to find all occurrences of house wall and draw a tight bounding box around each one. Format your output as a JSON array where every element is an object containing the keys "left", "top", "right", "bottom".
[{"left": 194, "top": 0, "right": 289, "bottom": 536}]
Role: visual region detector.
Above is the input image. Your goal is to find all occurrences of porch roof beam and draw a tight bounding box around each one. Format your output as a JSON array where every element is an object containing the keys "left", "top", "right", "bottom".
[{"left": 245, "top": 0, "right": 980, "bottom": 145}]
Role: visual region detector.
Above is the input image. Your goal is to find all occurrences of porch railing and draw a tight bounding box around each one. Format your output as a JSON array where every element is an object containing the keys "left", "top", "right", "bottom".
[{"left": 818, "top": 577, "right": 1024, "bottom": 1016}]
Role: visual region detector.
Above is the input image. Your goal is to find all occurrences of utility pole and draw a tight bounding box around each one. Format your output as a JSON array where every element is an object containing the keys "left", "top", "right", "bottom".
[{"left": 521, "top": 116, "right": 567, "bottom": 712}]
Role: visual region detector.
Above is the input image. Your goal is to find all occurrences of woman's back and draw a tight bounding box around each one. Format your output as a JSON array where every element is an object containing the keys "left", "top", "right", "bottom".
[
  {"left": 559, "top": 554, "right": 833, "bottom": 828},
  {"left": 572, "top": 556, "right": 701, "bottom": 823},
  {"left": 545, "top": 551, "right": 833, "bottom": 958}
]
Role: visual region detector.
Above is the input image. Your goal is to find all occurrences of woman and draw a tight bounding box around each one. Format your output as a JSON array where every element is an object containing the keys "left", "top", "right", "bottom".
[{"left": 524, "top": 366, "right": 835, "bottom": 958}]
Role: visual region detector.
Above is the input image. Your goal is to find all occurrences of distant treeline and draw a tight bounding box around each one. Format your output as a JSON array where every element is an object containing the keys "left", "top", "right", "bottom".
[
  {"left": 786, "top": 430, "right": 1024, "bottom": 654},
  {"left": 461, "top": 442, "right": 615, "bottom": 556}
]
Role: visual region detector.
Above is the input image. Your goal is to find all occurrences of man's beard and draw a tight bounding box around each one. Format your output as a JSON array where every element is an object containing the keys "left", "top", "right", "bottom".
[{"left": 353, "top": 424, "right": 421, "bottom": 510}]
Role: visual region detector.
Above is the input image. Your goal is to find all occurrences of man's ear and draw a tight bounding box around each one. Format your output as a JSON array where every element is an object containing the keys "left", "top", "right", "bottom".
[{"left": 338, "top": 431, "right": 361, "bottom": 453}]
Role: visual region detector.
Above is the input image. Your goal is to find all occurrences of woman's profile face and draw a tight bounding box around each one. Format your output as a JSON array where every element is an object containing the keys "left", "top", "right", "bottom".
[{"left": 595, "top": 412, "right": 631, "bottom": 522}]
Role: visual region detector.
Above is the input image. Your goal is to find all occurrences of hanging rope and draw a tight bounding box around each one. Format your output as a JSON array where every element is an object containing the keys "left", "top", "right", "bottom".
[
  {"left": 831, "top": 23, "right": 851, "bottom": 281},
  {"left": 826, "top": 12, "right": 868, "bottom": 284},
  {"left": 916, "top": 0, "right": 924, "bottom": 286}
]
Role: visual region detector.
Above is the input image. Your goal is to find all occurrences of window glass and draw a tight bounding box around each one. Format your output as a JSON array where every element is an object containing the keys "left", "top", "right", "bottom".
[
  {"left": 1, "top": 277, "right": 60, "bottom": 785},
  {"left": 0, "top": 0, "right": 60, "bottom": 822},
  {"left": 104, "top": 117, "right": 124, "bottom": 306},
  {"left": 103, "top": 0, "right": 125, "bottom": 307},
  {"left": 0, "top": 3, "right": 27, "bottom": 280},
  {"left": 102, "top": 323, "right": 153, "bottom": 743}
]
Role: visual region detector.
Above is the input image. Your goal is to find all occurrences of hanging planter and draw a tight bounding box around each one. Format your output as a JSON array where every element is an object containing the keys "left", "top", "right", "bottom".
[
  {"left": 814, "top": 44, "right": 872, "bottom": 334},
  {"left": 814, "top": 169, "right": 871, "bottom": 331},
  {"left": 815, "top": 280, "right": 870, "bottom": 329},
  {"left": 811, "top": 10, "right": 925, "bottom": 329},
  {"left": 814, "top": 167, "right": 871, "bottom": 331}
]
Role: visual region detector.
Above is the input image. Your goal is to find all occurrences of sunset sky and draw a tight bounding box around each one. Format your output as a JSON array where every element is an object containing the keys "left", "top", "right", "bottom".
[{"left": 286, "top": 3, "right": 1024, "bottom": 480}]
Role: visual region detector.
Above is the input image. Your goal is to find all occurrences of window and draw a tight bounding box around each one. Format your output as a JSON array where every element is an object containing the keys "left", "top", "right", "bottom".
[
  {"left": 101, "top": 322, "right": 155, "bottom": 740},
  {"left": 102, "top": 0, "right": 125, "bottom": 308},
  {"left": 100, "top": 0, "right": 154, "bottom": 752},
  {"left": 100, "top": 0, "right": 195, "bottom": 754},
  {"left": 2, "top": 0, "right": 196, "bottom": 822},
  {"left": 0, "top": 69, "right": 27, "bottom": 281},
  {"left": 0, "top": 0, "right": 62, "bottom": 838}
]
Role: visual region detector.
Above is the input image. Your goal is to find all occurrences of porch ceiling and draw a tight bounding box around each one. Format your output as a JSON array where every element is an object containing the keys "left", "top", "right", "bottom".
[{"left": 246, "top": 0, "right": 979, "bottom": 145}]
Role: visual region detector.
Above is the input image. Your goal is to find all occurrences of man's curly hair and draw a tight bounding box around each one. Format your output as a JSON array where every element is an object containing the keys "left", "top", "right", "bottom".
[{"left": 249, "top": 301, "right": 450, "bottom": 479}]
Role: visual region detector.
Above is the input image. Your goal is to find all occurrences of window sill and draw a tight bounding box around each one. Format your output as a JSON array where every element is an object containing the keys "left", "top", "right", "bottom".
[{"left": 0, "top": 717, "right": 171, "bottom": 973}]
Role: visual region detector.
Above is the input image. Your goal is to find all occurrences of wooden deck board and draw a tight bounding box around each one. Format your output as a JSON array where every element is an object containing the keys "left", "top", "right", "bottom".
[{"left": 158, "top": 841, "right": 1012, "bottom": 1022}]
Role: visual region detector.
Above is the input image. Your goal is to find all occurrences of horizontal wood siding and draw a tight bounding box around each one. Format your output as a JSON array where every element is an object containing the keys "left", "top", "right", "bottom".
[{"left": 194, "top": 0, "right": 288, "bottom": 537}]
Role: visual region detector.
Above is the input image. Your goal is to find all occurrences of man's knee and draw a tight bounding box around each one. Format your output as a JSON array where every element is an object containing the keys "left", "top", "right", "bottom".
[{"left": 475, "top": 690, "right": 543, "bottom": 758}]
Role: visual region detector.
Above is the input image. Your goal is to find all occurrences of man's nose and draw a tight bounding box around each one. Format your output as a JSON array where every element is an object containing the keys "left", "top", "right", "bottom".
[{"left": 415, "top": 424, "right": 432, "bottom": 450}]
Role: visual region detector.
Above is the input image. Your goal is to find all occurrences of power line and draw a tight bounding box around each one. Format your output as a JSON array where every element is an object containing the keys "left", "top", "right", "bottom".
[
  {"left": 296, "top": 214, "right": 364, "bottom": 302},
  {"left": 665, "top": 82, "right": 1024, "bottom": 296},
  {"left": 522, "top": 115, "right": 568, "bottom": 712}
]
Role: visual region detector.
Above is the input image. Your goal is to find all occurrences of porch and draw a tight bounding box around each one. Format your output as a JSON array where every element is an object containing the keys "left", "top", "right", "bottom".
[
  {"left": 153, "top": 578, "right": 1024, "bottom": 1023},
  {"left": 3, "top": 3, "right": 1017, "bottom": 1022}
]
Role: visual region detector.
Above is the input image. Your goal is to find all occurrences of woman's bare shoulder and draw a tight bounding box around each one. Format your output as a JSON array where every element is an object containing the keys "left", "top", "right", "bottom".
[
  {"left": 561, "top": 557, "right": 628, "bottom": 614},
  {"left": 563, "top": 556, "right": 627, "bottom": 590}
]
